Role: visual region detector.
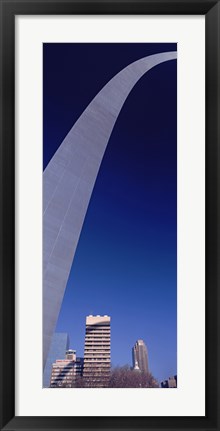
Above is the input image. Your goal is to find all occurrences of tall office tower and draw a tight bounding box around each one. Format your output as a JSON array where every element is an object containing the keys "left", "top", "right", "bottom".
[
  {"left": 50, "top": 349, "right": 84, "bottom": 388},
  {"left": 132, "top": 339, "right": 149, "bottom": 373},
  {"left": 43, "top": 332, "right": 69, "bottom": 387},
  {"left": 83, "top": 315, "right": 111, "bottom": 387}
]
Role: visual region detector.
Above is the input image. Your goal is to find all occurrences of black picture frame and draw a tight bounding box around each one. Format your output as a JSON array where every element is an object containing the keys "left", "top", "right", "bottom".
[{"left": 0, "top": 1, "right": 219, "bottom": 430}]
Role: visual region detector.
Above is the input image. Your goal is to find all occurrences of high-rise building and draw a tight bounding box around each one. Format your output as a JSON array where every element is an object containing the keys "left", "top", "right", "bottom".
[
  {"left": 83, "top": 315, "right": 111, "bottom": 387},
  {"left": 132, "top": 339, "right": 149, "bottom": 373},
  {"left": 43, "top": 332, "right": 69, "bottom": 387},
  {"left": 50, "top": 349, "right": 83, "bottom": 388}
]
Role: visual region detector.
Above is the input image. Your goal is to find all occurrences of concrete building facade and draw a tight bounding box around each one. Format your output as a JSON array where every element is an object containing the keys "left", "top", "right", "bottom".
[
  {"left": 43, "top": 51, "right": 177, "bottom": 368},
  {"left": 132, "top": 339, "right": 149, "bottom": 373},
  {"left": 43, "top": 332, "right": 69, "bottom": 388},
  {"left": 50, "top": 349, "right": 83, "bottom": 388},
  {"left": 83, "top": 315, "right": 111, "bottom": 387}
]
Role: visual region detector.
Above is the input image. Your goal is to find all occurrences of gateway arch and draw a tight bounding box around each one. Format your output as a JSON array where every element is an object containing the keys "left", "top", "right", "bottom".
[{"left": 43, "top": 51, "right": 177, "bottom": 367}]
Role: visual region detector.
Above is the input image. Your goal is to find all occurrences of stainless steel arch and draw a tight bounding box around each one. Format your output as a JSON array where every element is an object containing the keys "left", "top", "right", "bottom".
[{"left": 43, "top": 51, "right": 177, "bottom": 367}]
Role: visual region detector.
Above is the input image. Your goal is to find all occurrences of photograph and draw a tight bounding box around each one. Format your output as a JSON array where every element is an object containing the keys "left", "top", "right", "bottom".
[
  {"left": 43, "top": 43, "right": 177, "bottom": 389},
  {"left": 1, "top": 1, "right": 219, "bottom": 428}
]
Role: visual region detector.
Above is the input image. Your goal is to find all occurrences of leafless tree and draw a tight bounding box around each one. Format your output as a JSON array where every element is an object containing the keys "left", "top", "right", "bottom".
[
  {"left": 72, "top": 366, "right": 109, "bottom": 388},
  {"left": 52, "top": 366, "right": 159, "bottom": 388},
  {"left": 72, "top": 376, "right": 85, "bottom": 388},
  {"left": 108, "top": 365, "right": 159, "bottom": 388}
]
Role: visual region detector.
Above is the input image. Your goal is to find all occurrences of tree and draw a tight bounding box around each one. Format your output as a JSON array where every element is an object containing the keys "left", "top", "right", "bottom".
[
  {"left": 108, "top": 365, "right": 159, "bottom": 388},
  {"left": 56, "top": 365, "right": 159, "bottom": 388},
  {"left": 72, "top": 366, "right": 110, "bottom": 388},
  {"left": 72, "top": 376, "right": 85, "bottom": 388}
]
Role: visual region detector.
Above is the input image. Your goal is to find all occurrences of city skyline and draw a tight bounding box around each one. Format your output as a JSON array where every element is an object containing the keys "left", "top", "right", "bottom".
[
  {"left": 46, "top": 327, "right": 175, "bottom": 387},
  {"left": 43, "top": 43, "right": 177, "bottom": 383},
  {"left": 48, "top": 318, "right": 164, "bottom": 388}
]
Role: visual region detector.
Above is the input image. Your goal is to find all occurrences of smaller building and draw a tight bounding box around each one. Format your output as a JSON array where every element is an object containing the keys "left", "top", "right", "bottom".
[
  {"left": 50, "top": 349, "right": 83, "bottom": 388},
  {"left": 161, "top": 375, "right": 177, "bottom": 388}
]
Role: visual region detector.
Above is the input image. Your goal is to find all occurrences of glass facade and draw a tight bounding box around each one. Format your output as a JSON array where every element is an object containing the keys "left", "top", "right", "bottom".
[{"left": 43, "top": 332, "right": 69, "bottom": 388}]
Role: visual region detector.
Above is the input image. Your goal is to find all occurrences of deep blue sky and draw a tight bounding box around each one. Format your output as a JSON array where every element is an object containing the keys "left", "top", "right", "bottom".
[{"left": 43, "top": 43, "right": 177, "bottom": 383}]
